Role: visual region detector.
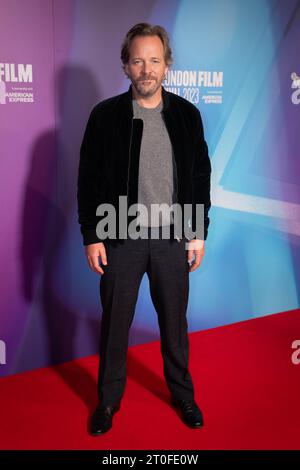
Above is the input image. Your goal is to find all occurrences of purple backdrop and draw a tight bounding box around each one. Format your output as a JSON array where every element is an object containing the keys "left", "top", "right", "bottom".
[{"left": 1, "top": 0, "right": 299, "bottom": 377}]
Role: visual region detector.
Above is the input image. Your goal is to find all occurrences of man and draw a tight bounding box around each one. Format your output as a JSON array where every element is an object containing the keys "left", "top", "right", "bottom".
[{"left": 77, "top": 23, "right": 211, "bottom": 435}]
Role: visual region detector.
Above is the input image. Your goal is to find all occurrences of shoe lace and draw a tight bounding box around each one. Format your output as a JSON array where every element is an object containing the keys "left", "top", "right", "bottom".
[
  {"left": 180, "top": 400, "right": 195, "bottom": 414},
  {"left": 95, "top": 405, "right": 114, "bottom": 418},
  {"left": 103, "top": 406, "right": 115, "bottom": 416}
]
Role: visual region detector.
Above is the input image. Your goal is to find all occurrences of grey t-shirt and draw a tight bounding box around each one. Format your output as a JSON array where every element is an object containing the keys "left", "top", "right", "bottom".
[{"left": 132, "top": 98, "right": 178, "bottom": 229}]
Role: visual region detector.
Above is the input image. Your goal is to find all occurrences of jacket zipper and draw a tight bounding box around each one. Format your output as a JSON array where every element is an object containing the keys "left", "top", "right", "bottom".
[
  {"left": 162, "top": 110, "right": 181, "bottom": 242},
  {"left": 126, "top": 118, "right": 134, "bottom": 199},
  {"left": 172, "top": 154, "right": 181, "bottom": 241}
]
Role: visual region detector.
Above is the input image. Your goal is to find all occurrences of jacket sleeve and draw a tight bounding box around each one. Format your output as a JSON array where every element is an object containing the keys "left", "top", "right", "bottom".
[
  {"left": 191, "top": 108, "right": 211, "bottom": 240},
  {"left": 77, "top": 106, "right": 105, "bottom": 246}
]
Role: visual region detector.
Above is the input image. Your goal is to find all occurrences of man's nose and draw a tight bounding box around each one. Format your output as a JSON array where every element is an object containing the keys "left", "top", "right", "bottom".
[{"left": 142, "top": 61, "right": 153, "bottom": 75}]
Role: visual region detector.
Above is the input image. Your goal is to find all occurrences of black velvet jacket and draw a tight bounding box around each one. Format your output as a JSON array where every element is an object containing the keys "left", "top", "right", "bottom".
[{"left": 77, "top": 84, "right": 211, "bottom": 245}]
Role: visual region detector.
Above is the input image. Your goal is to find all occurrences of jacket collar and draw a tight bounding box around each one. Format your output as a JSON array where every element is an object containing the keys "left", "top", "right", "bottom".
[{"left": 123, "top": 83, "right": 170, "bottom": 118}]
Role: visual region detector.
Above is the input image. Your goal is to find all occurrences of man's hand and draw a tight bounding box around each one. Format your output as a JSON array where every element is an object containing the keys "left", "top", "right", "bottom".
[
  {"left": 85, "top": 242, "right": 107, "bottom": 275},
  {"left": 186, "top": 239, "right": 205, "bottom": 272}
]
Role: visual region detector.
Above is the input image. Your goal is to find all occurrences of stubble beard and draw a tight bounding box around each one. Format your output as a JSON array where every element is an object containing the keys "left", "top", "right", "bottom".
[{"left": 132, "top": 76, "right": 164, "bottom": 98}]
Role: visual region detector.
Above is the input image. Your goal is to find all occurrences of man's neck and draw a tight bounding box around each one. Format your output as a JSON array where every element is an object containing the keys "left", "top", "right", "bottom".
[{"left": 132, "top": 85, "right": 162, "bottom": 109}]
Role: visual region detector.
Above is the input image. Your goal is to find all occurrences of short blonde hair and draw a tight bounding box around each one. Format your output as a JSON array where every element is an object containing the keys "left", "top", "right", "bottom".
[{"left": 120, "top": 22, "right": 173, "bottom": 70}]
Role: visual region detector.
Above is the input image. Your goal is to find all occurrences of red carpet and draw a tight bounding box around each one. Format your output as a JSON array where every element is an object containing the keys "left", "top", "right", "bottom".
[{"left": 0, "top": 309, "right": 299, "bottom": 450}]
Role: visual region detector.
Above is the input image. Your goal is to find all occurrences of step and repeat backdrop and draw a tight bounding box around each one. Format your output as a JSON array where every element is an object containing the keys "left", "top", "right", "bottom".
[{"left": 0, "top": 0, "right": 299, "bottom": 376}]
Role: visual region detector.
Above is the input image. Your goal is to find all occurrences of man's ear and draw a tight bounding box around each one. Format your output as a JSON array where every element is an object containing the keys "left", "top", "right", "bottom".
[{"left": 123, "top": 63, "right": 129, "bottom": 78}]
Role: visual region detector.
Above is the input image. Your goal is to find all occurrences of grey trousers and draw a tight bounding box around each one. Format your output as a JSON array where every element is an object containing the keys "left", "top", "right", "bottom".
[{"left": 98, "top": 227, "right": 195, "bottom": 406}]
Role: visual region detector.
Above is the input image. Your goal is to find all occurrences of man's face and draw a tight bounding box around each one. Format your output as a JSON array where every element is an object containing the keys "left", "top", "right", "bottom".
[{"left": 124, "top": 35, "right": 169, "bottom": 98}]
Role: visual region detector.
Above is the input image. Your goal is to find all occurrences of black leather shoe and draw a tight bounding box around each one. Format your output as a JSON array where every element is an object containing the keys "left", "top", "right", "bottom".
[
  {"left": 171, "top": 399, "right": 204, "bottom": 428},
  {"left": 90, "top": 403, "right": 120, "bottom": 435}
]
